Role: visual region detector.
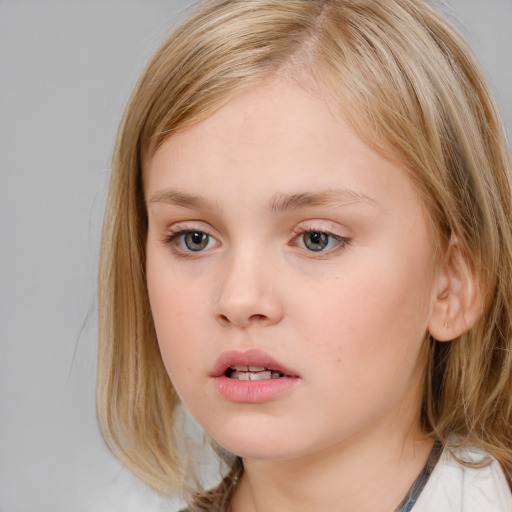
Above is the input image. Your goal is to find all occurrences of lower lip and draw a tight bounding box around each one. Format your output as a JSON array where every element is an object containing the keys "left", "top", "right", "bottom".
[{"left": 214, "top": 375, "right": 298, "bottom": 403}]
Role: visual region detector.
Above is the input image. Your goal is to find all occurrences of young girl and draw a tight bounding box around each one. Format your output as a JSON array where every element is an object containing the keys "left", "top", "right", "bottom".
[{"left": 97, "top": 0, "right": 512, "bottom": 510}]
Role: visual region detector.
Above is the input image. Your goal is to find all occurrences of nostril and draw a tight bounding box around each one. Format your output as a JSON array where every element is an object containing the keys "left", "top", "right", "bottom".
[
  {"left": 249, "top": 314, "right": 267, "bottom": 322},
  {"left": 215, "top": 312, "right": 269, "bottom": 327},
  {"left": 217, "top": 314, "right": 230, "bottom": 325}
]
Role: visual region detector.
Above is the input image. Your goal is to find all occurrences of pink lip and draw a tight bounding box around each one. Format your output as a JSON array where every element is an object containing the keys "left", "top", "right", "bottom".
[{"left": 211, "top": 349, "right": 299, "bottom": 404}]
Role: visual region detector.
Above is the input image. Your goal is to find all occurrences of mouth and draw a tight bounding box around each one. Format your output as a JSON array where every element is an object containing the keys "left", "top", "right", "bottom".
[
  {"left": 212, "top": 349, "right": 299, "bottom": 404},
  {"left": 211, "top": 349, "right": 298, "bottom": 380},
  {"left": 225, "top": 365, "right": 285, "bottom": 381}
]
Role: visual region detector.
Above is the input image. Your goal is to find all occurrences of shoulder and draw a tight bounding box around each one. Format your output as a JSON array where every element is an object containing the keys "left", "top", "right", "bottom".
[{"left": 412, "top": 443, "right": 512, "bottom": 512}]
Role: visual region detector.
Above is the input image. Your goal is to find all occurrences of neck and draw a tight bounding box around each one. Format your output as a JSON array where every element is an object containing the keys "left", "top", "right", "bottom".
[{"left": 230, "top": 419, "right": 433, "bottom": 512}]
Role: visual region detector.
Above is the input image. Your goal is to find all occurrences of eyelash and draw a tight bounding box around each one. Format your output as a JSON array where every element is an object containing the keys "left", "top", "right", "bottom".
[{"left": 162, "top": 225, "right": 351, "bottom": 257}]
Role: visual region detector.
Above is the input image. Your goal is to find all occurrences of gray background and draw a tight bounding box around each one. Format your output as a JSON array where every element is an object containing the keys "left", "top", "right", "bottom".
[{"left": 1, "top": 1, "right": 510, "bottom": 511}]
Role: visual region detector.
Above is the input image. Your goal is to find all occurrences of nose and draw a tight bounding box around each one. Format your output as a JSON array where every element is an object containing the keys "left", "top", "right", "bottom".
[{"left": 213, "top": 249, "right": 284, "bottom": 328}]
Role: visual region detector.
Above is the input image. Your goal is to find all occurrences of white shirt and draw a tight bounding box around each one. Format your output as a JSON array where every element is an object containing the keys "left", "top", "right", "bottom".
[{"left": 412, "top": 444, "right": 512, "bottom": 511}]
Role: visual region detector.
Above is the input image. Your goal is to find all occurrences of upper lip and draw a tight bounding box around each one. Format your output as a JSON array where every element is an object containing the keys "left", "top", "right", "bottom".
[{"left": 210, "top": 349, "right": 298, "bottom": 378}]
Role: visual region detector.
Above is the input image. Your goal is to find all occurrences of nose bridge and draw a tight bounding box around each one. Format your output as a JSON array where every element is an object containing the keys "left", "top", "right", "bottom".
[{"left": 213, "top": 241, "right": 283, "bottom": 327}]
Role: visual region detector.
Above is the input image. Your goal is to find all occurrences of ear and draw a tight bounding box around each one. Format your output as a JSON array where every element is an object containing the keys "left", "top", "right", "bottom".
[{"left": 428, "top": 239, "right": 482, "bottom": 342}]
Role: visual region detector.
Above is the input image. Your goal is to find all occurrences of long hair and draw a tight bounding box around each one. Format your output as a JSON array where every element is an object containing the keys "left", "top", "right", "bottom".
[{"left": 97, "top": 0, "right": 512, "bottom": 502}]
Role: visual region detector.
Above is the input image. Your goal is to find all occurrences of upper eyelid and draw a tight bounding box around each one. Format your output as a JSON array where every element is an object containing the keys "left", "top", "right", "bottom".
[
  {"left": 291, "top": 229, "right": 349, "bottom": 244},
  {"left": 293, "top": 226, "right": 339, "bottom": 235},
  {"left": 292, "top": 221, "right": 346, "bottom": 236},
  {"left": 165, "top": 226, "right": 219, "bottom": 242},
  {"left": 166, "top": 221, "right": 218, "bottom": 236}
]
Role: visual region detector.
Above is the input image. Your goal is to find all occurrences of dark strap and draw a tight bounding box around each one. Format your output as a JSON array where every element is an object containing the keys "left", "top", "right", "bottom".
[{"left": 394, "top": 439, "right": 443, "bottom": 512}]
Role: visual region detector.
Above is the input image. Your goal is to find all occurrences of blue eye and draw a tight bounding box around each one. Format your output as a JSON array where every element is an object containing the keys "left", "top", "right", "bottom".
[
  {"left": 296, "top": 230, "right": 347, "bottom": 253},
  {"left": 165, "top": 229, "right": 217, "bottom": 253},
  {"left": 183, "top": 231, "right": 210, "bottom": 251},
  {"left": 303, "top": 231, "right": 330, "bottom": 251}
]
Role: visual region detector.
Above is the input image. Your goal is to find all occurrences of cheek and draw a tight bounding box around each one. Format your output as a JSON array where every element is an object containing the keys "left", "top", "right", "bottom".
[
  {"left": 149, "top": 286, "right": 187, "bottom": 380},
  {"left": 290, "top": 268, "right": 431, "bottom": 433},
  {"left": 149, "top": 288, "right": 210, "bottom": 406},
  {"left": 296, "top": 256, "right": 433, "bottom": 374},
  {"left": 146, "top": 253, "right": 204, "bottom": 386}
]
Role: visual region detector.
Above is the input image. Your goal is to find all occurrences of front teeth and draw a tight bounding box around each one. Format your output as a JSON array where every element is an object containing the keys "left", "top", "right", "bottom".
[
  {"left": 232, "top": 365, "right": 266, "bottom": 372},
  {"left": 229, "top": 366, "right": 284, "bottom": 380}
]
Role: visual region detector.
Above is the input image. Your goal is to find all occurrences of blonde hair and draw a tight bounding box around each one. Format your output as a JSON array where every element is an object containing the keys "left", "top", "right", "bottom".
[{"left": 97, "top": 0, "right": 512, "bottom": 502}]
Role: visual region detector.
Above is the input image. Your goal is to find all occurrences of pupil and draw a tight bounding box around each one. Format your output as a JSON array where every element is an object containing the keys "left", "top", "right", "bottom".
[
  {"left": 185, "top": 231, "right": 208, "bottom": 251},
  {"left": 305, "top": 231, "right": 328, "bottom": 251}
]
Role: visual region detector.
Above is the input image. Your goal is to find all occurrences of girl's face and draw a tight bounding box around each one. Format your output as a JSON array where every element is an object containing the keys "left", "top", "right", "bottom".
[{"left": 145, "top": 79, "right": 440, "bottom": 461}]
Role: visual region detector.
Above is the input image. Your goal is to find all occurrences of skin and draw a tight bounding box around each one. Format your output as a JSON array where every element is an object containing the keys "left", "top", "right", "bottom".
[{"left": 145, "top": 78, "right": 445, "bottom": 512}]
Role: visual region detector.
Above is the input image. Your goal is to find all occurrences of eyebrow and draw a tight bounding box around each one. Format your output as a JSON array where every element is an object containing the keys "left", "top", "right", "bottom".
[
  {"left": 267, "top": 189, "right": 377, "bottom": 213},
  {"left": 147, "top": 187, "right": 377, "bottom": 212},
  {"left": 148, "top": 190, "right": 216, "bottom": 210}
]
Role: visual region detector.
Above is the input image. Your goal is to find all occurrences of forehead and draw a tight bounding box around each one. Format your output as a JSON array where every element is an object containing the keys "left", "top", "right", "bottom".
[
  {"left": 145, "top": 78, "right": 405, "bottom": 198},
  {"left": 145, "top": 80, "right": 430, "bottom": 234}
]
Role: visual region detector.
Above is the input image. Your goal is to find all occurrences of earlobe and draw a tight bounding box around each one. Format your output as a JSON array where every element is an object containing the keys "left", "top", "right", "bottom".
[{"left": 428, "top": 240, "right": 482, "bottom": 342}]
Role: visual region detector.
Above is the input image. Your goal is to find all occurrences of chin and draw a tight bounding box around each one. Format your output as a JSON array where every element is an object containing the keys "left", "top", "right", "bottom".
[
  {"left": 205, "top": 423, "right": 306, "bottom": 461},
  {"left": 191, "top": 403, "right": 340, "bottom": 462},
  {"left": 221, "top": 441, "right": 295, "bottom": 460}
]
